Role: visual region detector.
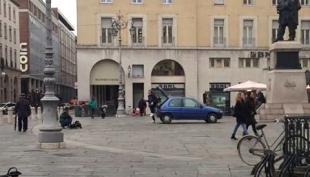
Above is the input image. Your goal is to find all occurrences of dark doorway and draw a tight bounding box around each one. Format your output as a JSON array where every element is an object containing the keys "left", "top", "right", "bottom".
[
  {"left": 133, "top": 83, "right": 144, "bottom": 109},
  {"left": 91, "top": 85, "right": 119, "bottom": 116}
]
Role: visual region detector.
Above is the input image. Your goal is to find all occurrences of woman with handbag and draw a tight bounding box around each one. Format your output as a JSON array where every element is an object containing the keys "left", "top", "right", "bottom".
[{"left": 231, "top": 92, "right": 249, "bottom": 140}]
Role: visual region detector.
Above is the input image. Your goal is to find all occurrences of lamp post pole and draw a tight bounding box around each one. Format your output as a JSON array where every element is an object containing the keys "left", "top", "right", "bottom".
[
  {"left": 110, "top": 12, "right": 135, "bottom": 117},
  {"left": 37, "top": 0, "right": 64, "bottom": 149}
]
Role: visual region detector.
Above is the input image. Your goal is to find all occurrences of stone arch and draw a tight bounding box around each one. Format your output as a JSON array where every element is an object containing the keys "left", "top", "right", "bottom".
[
  {"left": 151, "top": 59, "right": 185, "bottom": 76},
  {"left": 90, "top": 59, "right": 125, "bottom": 85}
]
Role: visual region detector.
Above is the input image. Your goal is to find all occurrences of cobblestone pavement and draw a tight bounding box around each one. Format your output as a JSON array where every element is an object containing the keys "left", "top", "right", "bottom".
[{"left": 0, "top": 115, "right": 284, "bottom": 177}]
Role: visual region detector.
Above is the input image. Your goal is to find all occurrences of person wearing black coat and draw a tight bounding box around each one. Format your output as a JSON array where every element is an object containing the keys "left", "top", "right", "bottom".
[
  {"left": 15, "top": 93, "right": 31, "bottom": 132},
  {"left": 231, "top": 92, "right": 249, "bottom": 140},
  {"left": 246, "top": 92, "right": 258, "bottom": 136},
  {"left": 146, "top": 90, "right": 158, "bottom": 123},
  {"left": 138, "top": 98, "right": 147, "bottom": 117}
]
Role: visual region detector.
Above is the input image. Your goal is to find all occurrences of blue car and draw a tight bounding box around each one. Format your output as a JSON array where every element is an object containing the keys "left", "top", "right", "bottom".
[{"left": 156, "top": 87, "right": 223, "bottom": 124}]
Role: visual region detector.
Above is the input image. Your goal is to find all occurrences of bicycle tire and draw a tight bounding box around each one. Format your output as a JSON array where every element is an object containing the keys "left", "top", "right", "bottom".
[{"left": 237, "top": 135, "right": 267, "bottom": 166}]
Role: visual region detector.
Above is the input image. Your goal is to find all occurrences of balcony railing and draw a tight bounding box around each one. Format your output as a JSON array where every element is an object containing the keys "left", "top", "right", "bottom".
[
  {"left": 131, "top": 36, "right": 145, "bottom": 46},
  {"left": 242, "top": 37, "right": 256, "bottom": 47},
  {"left": 213, "top": 37, "right": 226, "bottom": 47}
]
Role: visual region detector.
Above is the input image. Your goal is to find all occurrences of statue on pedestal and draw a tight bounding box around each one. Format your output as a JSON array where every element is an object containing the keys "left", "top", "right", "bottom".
[{"left": 275, "top": 0, "right": 301, "bottom": 42}]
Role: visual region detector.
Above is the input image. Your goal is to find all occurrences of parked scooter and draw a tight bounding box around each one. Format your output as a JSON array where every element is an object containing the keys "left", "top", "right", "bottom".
[{"left": 99, "top": 105, "right": 108, "bottom": 119}]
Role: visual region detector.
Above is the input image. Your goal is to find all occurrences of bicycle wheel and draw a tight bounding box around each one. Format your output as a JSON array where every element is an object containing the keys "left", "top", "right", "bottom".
[{"left": 237, "top": 135, "right": 267, "bottom": 166}]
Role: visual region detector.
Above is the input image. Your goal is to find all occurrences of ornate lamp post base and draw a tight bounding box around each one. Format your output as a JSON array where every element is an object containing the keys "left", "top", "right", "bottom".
[{"left": 37, "top": 96, "right": 65, "bottom": 149}]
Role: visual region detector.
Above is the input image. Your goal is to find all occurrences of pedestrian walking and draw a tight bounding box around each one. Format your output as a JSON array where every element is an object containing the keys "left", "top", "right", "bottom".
[
  {"left": 231, "top": 92, "right": 249, "bottom": 140},
  {"left": 89, "top": 97, "right": 97, "bottom": 118},
  {"left": 15, "top": 93, "right": 31, "bottom": 132},
  {"left": 138, "top": 98, "right": 147, "bottom": 117},
  {"left": 146, "top": 90, "right": 158, "bottom": 123},
  {"left": 245, "top": 91, "right": 258, "bottom": 136}
]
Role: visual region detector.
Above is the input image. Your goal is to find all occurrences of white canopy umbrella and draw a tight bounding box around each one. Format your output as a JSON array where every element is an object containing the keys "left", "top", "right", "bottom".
[{"left": 224, "top": 80, "right": 267, "bottom": 92}]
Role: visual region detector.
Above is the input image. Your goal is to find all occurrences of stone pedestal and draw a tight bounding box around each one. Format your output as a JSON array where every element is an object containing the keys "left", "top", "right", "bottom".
[{"left": 258, "top": 41, "right": 310, "bottom": 121}]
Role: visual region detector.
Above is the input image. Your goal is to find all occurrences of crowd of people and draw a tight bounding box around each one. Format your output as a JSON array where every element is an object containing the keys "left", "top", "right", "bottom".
[{"left": 231, "top": 91, "right": 266, "bottom": 140}]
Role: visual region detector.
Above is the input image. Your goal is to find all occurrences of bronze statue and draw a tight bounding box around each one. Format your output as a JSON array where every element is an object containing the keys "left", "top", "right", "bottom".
[{"left": 275, "top": 0, "right": 301, "bottom": 42}]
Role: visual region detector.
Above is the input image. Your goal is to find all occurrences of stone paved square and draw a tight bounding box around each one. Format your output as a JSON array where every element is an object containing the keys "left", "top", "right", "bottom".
[{"left": 0, "top": 116, "right": 283, "bottom": 177}]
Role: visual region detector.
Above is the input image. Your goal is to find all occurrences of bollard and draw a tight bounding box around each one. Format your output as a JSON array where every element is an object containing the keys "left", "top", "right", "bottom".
[
  {"left": 37, "top": 107, "right": 42, "bottom": 120},
  {"left": 31, "top": 107, "right": 36, "bottom": 120},
  {"left": 0, "top": 108, "right": 3, "bottom": 125},
  {"left": 7, "top": 107, "right": 13, "bottom": 124}
]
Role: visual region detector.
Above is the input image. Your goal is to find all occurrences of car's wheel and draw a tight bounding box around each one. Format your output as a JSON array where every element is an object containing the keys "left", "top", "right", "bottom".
[
  {"left": 160, "top": 114, "right": 172, "bottom": 124},
  {"left": 206, "top": 113, "right": 218, "bottom": 123}
]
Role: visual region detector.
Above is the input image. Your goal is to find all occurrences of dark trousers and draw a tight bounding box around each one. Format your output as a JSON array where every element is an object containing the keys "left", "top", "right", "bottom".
[
  {"left": 149, "top": 106, "right": 155, "bottom": 121},
  {"left": 139, "top": 108, "right": 145, "bottom": 117},
  {"left": 276, "top": 23, "right": 297, "bottom": 41},
  {"left": 90, "top": 108, "right": 95, "bottom": 118},
  {"left": 18, "top": 116, "right": 28, "bottom": 131},
  {"left": 60, "top": 117, "right": 72, "bottom": 127},
  {"left": 246, "top": 124, "right": 258, "bottom": 134}
]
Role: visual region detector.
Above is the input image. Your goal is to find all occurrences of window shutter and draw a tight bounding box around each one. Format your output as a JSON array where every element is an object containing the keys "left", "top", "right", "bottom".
[
  {"left": 214, "top": 19, "right": 224, "bottom": 26},
  {"left": 101, "top": 18, "right": 112, "bottom": 28},
  {"left": 162, "top": 18, "right": 173, "bottom": 26},
  {"left": 133, "top": 18, "right": 143, "bottom": 27},
  {"left": 243, "top": 20, "right": 253, "bottom": 27},
  {"left": 301, "top": 21, "right": 310, "bottom": 30}
]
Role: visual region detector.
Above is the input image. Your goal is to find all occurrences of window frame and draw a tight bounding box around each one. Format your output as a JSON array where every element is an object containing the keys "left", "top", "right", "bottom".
[
  {"left": 168, "top": 98, "right": 183, "bottom": 107},
  {"left": 162, "top": 0, "right": 172, "bottom": 4},
  {"left": 239, "top": 58, "right": 259, "bottom": 68},
  {"left": 243, "top": 0, "right": 254, "bottom": 5},
  {"left": 183, "top": 98, "right": 200, "bottom": 108},
  {"left": 213, "top": 19, "right": 225, "bottom": 46},
  {"left": 131, "top": 0, "right": 142, "bottom": 4},
  {"left": 162, "top": 18, "right": 174, "bottom": 45},
  {"left": 100, "top": 0, "right": 113, "bottom": 3},
  {"left": 209, "top": 58, "right": 230, "bottom": 68},
  {"left": 100, "top": 17, "right": 113, "bottom": 44},
  {"left": 214, "top": 0, "right": 225, "bottom": 5},
  {"left": 242, "top": 19, "right": 255, "bottom": 47}
]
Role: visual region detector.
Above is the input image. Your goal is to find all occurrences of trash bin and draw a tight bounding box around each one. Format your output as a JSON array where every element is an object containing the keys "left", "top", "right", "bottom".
[{"left": 75, "top": 106, "right": 82, "bottom": 117}]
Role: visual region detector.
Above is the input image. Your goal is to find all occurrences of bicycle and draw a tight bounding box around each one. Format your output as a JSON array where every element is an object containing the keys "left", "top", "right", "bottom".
[
  {"left": 237, "top": 121, "right": 309, "bottom": 166},
  {"left": 126, "top": 106, "right": 136, "bottom": 115}
]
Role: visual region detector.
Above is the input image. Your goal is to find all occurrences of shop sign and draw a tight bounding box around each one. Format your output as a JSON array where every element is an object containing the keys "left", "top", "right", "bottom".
[
  {"left": 152, "top": 84, "right": 185, "bottom": 89},
  {"left": 250, "top": 51, "right": 270, "bottom": 58},
  {"left": 95, "top": 78, "right": 118, "bottom": 81},
  {"left": 20, "top": 42, "right": 28, "bottom": 72},
  {"left": 210, "top": 83, "right": 230, "bottom": 89}
]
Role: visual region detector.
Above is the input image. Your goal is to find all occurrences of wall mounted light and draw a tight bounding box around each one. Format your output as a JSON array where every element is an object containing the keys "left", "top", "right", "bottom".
[{"left": 127, "top": 65, "right": 131, "bottom": 78}]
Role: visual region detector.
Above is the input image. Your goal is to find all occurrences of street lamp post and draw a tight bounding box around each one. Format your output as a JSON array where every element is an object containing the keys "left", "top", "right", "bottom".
[
  {"left": 37, "top": 0, "right": 64, "bottom": 149},
  {"left": 110, "top": 11, "right": 136, "bottom": 116}
]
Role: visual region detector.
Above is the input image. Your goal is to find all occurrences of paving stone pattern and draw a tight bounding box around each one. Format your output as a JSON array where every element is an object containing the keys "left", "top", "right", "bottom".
[{"left": 0, "top": 115, "right": 284, "bottom": 177}]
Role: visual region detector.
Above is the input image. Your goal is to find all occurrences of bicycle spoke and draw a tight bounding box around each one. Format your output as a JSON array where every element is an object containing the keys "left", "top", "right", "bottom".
[{"left": 238, "top": 135, "right": 266, "bottom": 166}]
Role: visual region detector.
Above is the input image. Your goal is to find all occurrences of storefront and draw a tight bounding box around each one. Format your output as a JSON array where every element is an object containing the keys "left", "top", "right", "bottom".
[
  {"left": 151, "top": 83, "right": 185, "bottom": 103},
  {"left": 209, "top": 83, "right": 231, "bottom": 115}
]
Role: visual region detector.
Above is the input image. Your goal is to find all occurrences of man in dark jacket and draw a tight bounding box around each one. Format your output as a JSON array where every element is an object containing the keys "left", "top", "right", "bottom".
[
  {"left": 15, "top": 93, "right": 31, "bottom": 132},
  {"left": 146, "top": 90, "right": 158, "bottom": 123}
]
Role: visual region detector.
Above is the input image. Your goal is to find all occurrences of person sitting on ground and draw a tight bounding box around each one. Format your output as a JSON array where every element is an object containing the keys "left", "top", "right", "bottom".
[{"left": 59, "top": 107, "right": 73, "bottom": 128}]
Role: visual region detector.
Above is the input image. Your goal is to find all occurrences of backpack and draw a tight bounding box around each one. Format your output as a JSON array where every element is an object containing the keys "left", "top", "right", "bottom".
[{"left": 69, "top": 121, "right": 82, "bottom": 129}]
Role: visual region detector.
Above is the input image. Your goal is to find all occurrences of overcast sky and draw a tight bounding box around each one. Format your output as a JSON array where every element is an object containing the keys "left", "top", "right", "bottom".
[{"left": 49, "top": 0, "right": 77, "bottom": 34}]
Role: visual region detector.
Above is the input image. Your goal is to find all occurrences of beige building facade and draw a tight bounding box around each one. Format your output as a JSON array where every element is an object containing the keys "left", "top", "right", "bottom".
[
  {"left": 77, "top": 0, "right": 310, "bottom": 114},
  {"left": 0, "top": 0, "right": 20, "bottom": 103}
]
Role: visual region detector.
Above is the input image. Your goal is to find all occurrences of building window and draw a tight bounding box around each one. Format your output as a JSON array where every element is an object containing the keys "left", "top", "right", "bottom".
[
  {"left": 132, "top": 18, "right": 143, "bottom": 44},
  {"left": 13, "top": 8, "right": 15, "bottom": 22},
  {"left": 8, "top": 5, "right": 10, "bottom": 20},
  {"left": 301, "top": 20, "right": 310, "bottom": 45},
  {"left": 162, "top": 18, "right": 173, "bottom": 44},
  {"left": 4, "top": 23, "right": 6, "bottom": 39},
  {"left": 100, "top": 0, "right": 113, "bottom": 3},
  {"left": 101, "top": 18, "right": 113, "bottom": 44},
  {"left": 0, "top": 0, "right": 1, "bottom": 14},
  {"left": 151, "top": 60, "right": 184, "bottom": 76},
  {"left": 4, "top": 46, "right": 7, "bottom": 65},
  {"left": 9, "top": 48, "right": 11, "bottom": 67},
  {"left": 3, "top": 0, "right": 6, "bottom": 17},
  {"left": 132, "top": 0, "right": 142, "bottom": 3},
  {"left": 244, "top": 0, "right": 254, "bottom": 5},
  {"left": 132, "top": 64, "right": 144, "bottom": 78},
  {"left": 214, "top": 0, "right": 224, "bottom": 5},
  {"left": 0, "top": 44, "right": 2, "bottom": 58},
  {"left": 8, "top": 26, "right": 11, "bottom": 41},
  {"left": 300, "top": 58, "right": 310, "bottom": 68},
  {"left": 243, "top": 19, "right": 254, "bottom": 46},
  {"left": 210, "top": 58, "right": 230, "bottom": 68},
  {"left": 271, "top": 20, "right": 278, "bottom": 43},
  {"left": 272, "top": 0, "right": 278, "bottom": 5},
  {"left": 239, "top": 58, "right": 259, "bottom": 68},
  {"left": 213, "top": 19, "right": 225, "bottom": 46},
  {"left": 300, "top": 0, "right": 310, "bottom": 6},
  {"left": 163, "top": 0, "right": 172, "bottom": 4},
  {"left": 0, "top": 21, "right": 2, "bottom": 37},
  {"left": 13, "top": 29, "right": 16, "bottom": 43}
]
